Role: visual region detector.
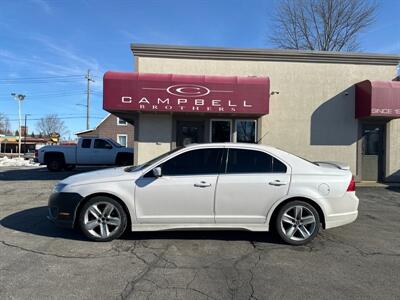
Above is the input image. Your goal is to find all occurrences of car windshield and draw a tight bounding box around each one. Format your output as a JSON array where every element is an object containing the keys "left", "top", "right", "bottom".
[{"left": 125, "top": 147, "right": 183, "bottom": 172}]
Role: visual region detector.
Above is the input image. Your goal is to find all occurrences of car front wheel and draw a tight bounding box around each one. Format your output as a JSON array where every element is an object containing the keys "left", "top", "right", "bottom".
[
  {"left": 275, "top": 201, "right": 320, "bottom": 245},
  {"left": 79, "top": 196, "right": 127, "bottom": 242}
]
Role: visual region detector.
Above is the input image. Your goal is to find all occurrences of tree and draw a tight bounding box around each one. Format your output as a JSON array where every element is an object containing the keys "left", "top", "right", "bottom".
[
  {"left": 0, "top": 113, "right": 11, "bottom": 135},
  {"left": 270, "top": 0, "right": 377, "bottom": 51},
  {"left": 36, "top": 114, "right": 68, "bottom": 137}
]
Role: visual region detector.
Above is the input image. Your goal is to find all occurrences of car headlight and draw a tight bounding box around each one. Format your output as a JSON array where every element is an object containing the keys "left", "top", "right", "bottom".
[{"left": 52, "top": 183, "right": 67, "bottom": 193}]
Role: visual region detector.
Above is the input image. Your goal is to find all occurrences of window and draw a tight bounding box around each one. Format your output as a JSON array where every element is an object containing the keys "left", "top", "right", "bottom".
[
  {"left": 226, "top": 149, "right": 287, "bottom": 174},
  {"left": 211, "top": 120, "right": 231, "bottom": 142},
  {"left": 160, "top": 148, "right": 223, "bottom": 176},
  {"left": 94, "top": 139, "right": 112, "bottom": 149},
  {"left": 117, "top": 134, "right": 128, "bottom": 147},
  {"left": 81, "top": 139, "right": 92, "bottom": 148},
  {"left": 117, "top": 117, "right": 128, "bottom": 126},
  {"left": 236, "top": 120, "right": 256, "bottom": 143}
]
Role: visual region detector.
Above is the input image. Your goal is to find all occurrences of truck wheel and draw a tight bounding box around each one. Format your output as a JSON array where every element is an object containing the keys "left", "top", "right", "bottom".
[
  {"left": 47, "top": 158, "right": 63, "bottom": 171},
  {"left": 64, "top": 164, "right": 76, "bottom": 171}
]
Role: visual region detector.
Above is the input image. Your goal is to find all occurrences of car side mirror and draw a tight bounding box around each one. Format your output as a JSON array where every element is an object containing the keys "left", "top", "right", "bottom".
[{"left": 152, "top": 167, "right": 162, "bottom": 178}]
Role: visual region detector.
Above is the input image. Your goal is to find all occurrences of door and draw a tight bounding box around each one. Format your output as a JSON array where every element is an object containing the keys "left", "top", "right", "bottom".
[
  {"left": 79, "top": 138, "right": 114, "bottom": 165},
  {"left": 176, "top": 121, "right": 204, "bottom": 146},
  {"left": 134, "top": 148, "right": 223, "bottom": 223},
  {"left": 215, "top": 148, "right": 290, "bottom": 224},
  {"left": 361, "top": 124, "right": 385, "bottom": 181},
  {"left": 210, "top": 119, "right": 232, "bottom": 142},
  {"left": 76, "top": 138, "right": 95, "bottom": 164}
]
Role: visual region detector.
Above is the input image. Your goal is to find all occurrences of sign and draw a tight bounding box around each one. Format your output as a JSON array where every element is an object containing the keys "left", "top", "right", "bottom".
[
  {"left": 50, "top": 132, "right": 60, "bottom": 143},
  {"left": 356, "top": 80, "right": 400, "bottom": 118},
  {"left": 103, "top": 72, "right": 270, "bottom": 115}
]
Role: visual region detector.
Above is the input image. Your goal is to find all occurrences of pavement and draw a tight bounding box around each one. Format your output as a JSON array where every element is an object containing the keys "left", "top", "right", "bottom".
[{"left": 0, "top": 166, "right": 399, "bottom": 299}]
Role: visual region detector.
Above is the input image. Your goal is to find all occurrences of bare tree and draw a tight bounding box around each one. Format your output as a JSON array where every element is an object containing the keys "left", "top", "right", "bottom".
[
  {"left": 0, "top": 113, "right": 11, "bottom": 135},
  {"left": 270, "top": 0, "right": 377, "bottom": 51},
  {"left": 36, "top": 114, "right": 68, "bottom": 137}
]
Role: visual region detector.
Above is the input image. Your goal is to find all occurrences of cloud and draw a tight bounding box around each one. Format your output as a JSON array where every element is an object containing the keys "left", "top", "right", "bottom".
[{"left": 30, "top": 0, "right": 53, "bottom": 15}]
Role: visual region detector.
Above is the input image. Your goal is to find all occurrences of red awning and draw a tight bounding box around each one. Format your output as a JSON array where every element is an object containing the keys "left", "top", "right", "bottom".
[
  {"left": 103, "top": 72, "right": 270, "bottom": 116},
  {"left": 356, "top": 80, "right": 400, "bottom": 118}
]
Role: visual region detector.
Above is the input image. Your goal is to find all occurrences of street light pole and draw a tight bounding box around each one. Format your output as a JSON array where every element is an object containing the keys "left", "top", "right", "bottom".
[
  {"left": 11, "top": 93, "right": 26, "bottom": 158},
  {"left": 85, "top": 70, "right": 94, "bottom": 130}
]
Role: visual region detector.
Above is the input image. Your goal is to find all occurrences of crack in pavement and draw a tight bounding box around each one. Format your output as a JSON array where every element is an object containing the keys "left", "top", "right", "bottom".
[{"left": 0, "top": 240, "right": 120, "bottom": 259}]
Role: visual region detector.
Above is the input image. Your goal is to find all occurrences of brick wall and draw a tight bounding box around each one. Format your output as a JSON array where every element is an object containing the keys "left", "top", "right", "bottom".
[{"left": 77, "top": 114, "right": 134, "bottom": 148}]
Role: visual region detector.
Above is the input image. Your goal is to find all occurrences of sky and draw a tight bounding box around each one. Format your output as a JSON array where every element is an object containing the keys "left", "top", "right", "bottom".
[{"left": 0, "top": 0, "right": 399, "bottom": 138}]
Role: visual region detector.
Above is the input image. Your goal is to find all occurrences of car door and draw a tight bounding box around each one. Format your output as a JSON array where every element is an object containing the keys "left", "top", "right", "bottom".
[
  {"left": 215, "top": 148, "right": 290, "bottom": 224},
  {"left": 76, "top": 138, "right": 95, "bottom": 164},
  {"left": 91, "top": 139, "right": 114, "bottom": 164},
  {"left": 134, "top": 147, "right": 223, "bottom": 224}
]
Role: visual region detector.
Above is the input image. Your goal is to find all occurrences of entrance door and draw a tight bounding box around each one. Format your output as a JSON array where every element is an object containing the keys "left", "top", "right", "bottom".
[
  {"left": 361, "top": 124, "right": 385, "bottom": 181},
  {"left": 176, "top": 121, "right": 204, "bottom": 146}
]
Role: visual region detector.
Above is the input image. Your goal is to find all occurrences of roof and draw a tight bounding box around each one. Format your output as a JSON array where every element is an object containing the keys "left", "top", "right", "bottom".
[
  {"left": 75, "top": 113, "right": 111, "bottom": 135},
  {"left": 131, "top": 43, "right": 400, "bottom": 66}
]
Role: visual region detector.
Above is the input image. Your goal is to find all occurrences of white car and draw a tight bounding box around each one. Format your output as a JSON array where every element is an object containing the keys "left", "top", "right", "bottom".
[{"left": 48, "top": 143, "right": 358, "bottom": 245}]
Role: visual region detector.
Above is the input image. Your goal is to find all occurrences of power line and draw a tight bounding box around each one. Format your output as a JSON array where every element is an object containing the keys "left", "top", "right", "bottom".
[
  {"left": 7, "top": 116, "right": 104, "bottom": 121},
  {"left": 0, "top": 75, "right": 84, "bottom": 81}
]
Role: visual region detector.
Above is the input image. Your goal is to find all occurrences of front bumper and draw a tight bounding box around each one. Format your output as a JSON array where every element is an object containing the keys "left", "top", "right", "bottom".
[{"left": 47, "top": 192, "right": 83, "bottom": 228}]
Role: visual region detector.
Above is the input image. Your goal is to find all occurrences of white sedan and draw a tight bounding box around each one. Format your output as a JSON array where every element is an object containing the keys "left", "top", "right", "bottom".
[{"left": 48, "top": 143, "right": 358, "bottom": 245}]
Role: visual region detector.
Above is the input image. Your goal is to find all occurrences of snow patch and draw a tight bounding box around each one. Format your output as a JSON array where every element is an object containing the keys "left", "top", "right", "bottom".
[{"left": 0, "top": 157, "right": 40, "bottom": 167}]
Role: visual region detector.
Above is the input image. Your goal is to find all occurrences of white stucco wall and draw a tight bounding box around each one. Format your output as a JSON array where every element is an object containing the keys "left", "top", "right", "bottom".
[{"left": 137, "top": 56, "right": 398, "bottom": 178}]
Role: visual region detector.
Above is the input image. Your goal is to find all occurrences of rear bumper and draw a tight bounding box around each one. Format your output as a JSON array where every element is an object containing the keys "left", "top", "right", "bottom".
[
  {"left": 325, "top": 192, "right": 359, "bottom": 229},
  {"left": 47, "top": 192, "right": 83, "bottom": 228},
  {"left": 325, "top": 211, "right": 358, "bottom": 229}
]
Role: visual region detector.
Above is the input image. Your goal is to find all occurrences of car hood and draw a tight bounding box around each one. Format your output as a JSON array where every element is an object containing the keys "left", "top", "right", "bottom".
[{"left": 61, "top": 167, "right": 141, "bottom": 186}]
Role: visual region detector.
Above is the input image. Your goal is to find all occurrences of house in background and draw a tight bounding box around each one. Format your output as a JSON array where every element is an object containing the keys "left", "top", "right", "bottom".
[{"left": 76, "top": 114, "right": 134, "bottom": 148}]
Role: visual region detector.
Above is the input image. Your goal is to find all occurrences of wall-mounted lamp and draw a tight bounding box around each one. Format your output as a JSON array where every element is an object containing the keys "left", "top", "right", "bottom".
[{"left": 270, "top": 91, "right": 280, "bottom": 95}]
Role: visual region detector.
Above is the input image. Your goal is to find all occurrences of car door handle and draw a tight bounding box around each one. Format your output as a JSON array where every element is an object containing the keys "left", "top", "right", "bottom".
[
  {"left": 194, "top": 181, "right": 212, "bottom": 188},
  {"left": 269, "top": 180, "right": 288, "bottom": 186}
]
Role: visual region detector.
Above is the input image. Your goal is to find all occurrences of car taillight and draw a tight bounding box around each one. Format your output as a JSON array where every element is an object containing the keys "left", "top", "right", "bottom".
[
  {"left": 34, "top": 150, "right": 38, "bottom": 158},
  {"left": 347, "top": 176, "right": 356, "bottom": 192}
]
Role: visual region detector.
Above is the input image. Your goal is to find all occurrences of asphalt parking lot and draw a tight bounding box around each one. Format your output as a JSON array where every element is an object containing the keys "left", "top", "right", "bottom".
[{"left": 1, "top": 167, "right": 400, "bottom": 299}]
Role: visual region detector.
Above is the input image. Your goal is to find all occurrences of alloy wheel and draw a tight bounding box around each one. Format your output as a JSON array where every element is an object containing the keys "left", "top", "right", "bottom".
[
  {"left": 280, "top": 205, "right": 317, "bottom": 241},
  {"left": 83, "top": 202, "right": 122, "bottom": 239}
]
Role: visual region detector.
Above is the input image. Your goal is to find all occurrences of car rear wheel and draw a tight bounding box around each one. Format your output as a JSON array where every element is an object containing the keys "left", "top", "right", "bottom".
[
  {"left": 79, "top": 197, "right": 127, "bottom": 242},
  {"left": 275, "top": 201, "right": 320, "bottom": 245}
]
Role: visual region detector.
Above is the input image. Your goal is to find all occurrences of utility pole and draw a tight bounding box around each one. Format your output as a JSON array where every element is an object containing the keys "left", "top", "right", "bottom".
[
  {"left": 11, "top": 93, "right": 26, "bottom": 158},
  {"left": 85, "top": 70, "right": 95, "bottom": 130},
  {"left": 24, "top": 114, "right": 30, "bottom": 154}
]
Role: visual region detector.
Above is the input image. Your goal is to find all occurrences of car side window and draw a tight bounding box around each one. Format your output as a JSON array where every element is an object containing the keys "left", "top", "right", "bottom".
[
  {"left": 160, "top": 148, "right": 223, "bottom": 176},
  {"left": 226, "top": 149, "right": 287, "bottom": 173},
  {"left": 81, "top": 139, "right": 92, "bottom": 148},
  {"left": 94, "top": 139, "right": 112, "bottom": 149}
]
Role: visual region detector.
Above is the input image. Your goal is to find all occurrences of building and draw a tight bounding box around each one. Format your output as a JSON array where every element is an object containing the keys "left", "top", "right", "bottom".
[
  {"left": 103, "top": 44, "right": 400, "bottom": 183},
  {"left": 0, "top": 126, "right": 47, "bottom": 156},
  {"left": 75, "top": 113, "right": 134, "bottom": 148}
]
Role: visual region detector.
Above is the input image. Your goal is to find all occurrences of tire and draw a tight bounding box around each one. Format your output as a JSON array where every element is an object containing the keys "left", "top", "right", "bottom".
[
  {"left": 46, "top": 158, "right": 64, "bottom": 171},
  {"left": 275, "top": 200, "right": 320, "bottom": 246},
  {"left": 64, "top": 164, "right": 76, "bottom": 171},
  {"left": 79, "top": 196, "right": 127, "bottom": 242}
]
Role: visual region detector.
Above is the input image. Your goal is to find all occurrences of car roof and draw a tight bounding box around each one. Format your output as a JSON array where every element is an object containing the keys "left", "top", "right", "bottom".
[{"left": 183, "top": 142, "right": 276, "bottom": 151}]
